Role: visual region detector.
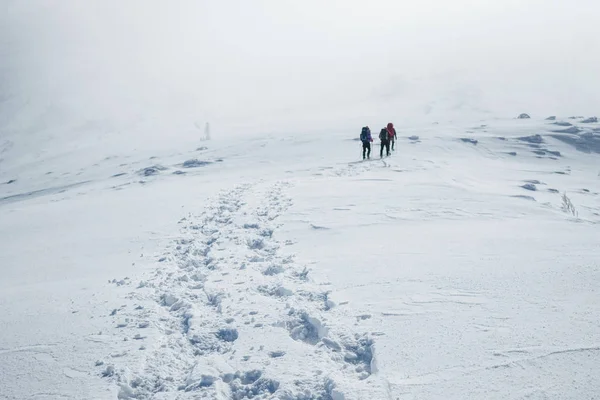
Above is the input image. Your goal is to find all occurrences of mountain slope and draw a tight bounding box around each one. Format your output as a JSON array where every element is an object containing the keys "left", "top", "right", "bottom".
[{"left": 1, "top": 117, "right": 599, "bottom": 399}]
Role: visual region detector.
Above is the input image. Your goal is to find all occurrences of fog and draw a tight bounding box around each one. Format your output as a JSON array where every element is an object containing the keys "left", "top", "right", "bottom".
[{"left": 2, "top": 0, "right": 600, "bottom": 144}]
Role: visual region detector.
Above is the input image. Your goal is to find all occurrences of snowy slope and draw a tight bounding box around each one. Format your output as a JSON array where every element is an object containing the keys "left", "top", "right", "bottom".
[{"left": 1, "top": 116, "right": 599, "bottom": 399}]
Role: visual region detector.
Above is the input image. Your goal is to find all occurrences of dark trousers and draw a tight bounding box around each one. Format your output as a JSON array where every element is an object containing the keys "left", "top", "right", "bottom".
[
  {"left": 380, "top": 139, "right": 390, "bottom": 157},
  {"left": 391, "top": 137, "right": 395, "bottom": 151},
  {"left": 362, "top": 142, "right": 371, "bottom": 159}
]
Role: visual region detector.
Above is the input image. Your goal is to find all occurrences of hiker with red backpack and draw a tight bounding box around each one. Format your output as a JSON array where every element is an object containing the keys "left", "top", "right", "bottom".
[{"left": 387, "top": 122, "right": 397, "bottom": 151}]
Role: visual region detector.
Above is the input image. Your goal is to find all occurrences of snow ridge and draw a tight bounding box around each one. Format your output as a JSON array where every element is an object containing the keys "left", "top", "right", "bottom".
[{"left": 100, "top": 180, "right": 386, "bottom": 399}]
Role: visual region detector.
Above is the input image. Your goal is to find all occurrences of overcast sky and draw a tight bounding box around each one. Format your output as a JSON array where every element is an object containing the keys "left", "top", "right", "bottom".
[{"left": 2, "top": 0, "right": 599, "bottom": 138}]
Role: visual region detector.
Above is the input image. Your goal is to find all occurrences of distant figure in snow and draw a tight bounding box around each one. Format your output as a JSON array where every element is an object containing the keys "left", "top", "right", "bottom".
[
  {"left": 387, "top": 122, "right": 397, "bottom": 151},
  {"left": 379, "top": 127, "right": 391, "bottom": 157},
  {"left": 360, "top": 126, "right": 373, "bottom": 159}
]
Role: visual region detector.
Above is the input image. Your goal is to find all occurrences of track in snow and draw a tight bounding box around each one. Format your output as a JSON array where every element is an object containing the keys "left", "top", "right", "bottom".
[{"left": 99, "top": 180, "right": 387, "bottom": 399}]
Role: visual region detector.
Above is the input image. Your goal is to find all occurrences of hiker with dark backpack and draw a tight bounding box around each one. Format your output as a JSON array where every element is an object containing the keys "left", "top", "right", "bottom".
[
  {"left": 387, "top": 122, "right": 397, "bottom": 151},
  {"left": 360, "top": 126, "right": 373, "bottom": 159},
  {"left": 379, "top": 127, "right": 390, "bottom": 157}
]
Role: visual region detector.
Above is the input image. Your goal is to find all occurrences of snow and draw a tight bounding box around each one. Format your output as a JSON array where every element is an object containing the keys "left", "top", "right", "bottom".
[{"left": 1, "top": 117, "right": 600, "bottom": 399}]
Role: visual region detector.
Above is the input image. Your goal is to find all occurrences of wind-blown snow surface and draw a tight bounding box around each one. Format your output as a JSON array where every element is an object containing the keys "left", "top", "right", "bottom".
[{"left": 1, "top": 117, "right": 599, "bottom": 399}]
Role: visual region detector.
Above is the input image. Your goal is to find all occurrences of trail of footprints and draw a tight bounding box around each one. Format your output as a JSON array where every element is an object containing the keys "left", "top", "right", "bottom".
[
  {"left": 100, "top": 181, "right": 377, "bottom": 399},
  {"left": 312, "top": 153, "right": 390, "bottom": 179}
]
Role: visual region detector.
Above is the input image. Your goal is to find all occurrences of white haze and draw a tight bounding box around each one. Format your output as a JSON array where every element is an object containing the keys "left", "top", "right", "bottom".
[{"left": 1, "top": 0, "right": 599, "bottom": 150}]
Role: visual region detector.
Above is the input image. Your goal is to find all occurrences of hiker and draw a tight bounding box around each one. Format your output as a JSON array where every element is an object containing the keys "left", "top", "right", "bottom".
[
  {"left": 360, "top": 126, "right": 373, "bottom": 159},
  {"left": 387, "top": 122, "right": 397, "bottom": 151},
  {"left": 379, "top": 127, "right": 390, "bottom": 157}
]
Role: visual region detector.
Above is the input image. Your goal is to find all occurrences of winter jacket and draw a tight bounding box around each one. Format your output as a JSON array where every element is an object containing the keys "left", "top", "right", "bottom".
[
  {"left": 379, "top": 128, "right": 389, "bottom": 141},
  {"left": 360, "top": 128, "right": 373, "bottom": 142}
]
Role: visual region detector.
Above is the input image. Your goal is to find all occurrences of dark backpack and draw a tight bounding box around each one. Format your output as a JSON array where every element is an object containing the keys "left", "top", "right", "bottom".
[
  {"left": 379, "top": 128, "right": 388, "bottom": 141},
  {"left": 360, "top": 127, "right": 369, "bottom": 142}
]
